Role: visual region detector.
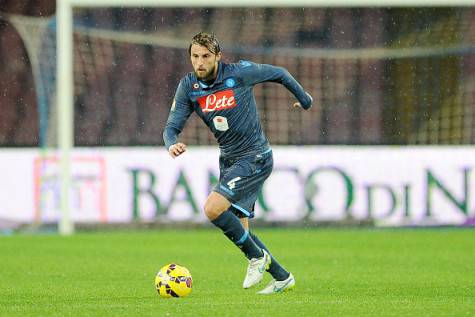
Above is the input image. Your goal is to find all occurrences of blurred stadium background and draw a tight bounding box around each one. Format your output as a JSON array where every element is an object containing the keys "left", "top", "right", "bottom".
[
  {"left": 0, "top": 1, "right": 474, "bottom": 230},
  {"left": 1, "top": 2, "right": 474, "bottom": 147}
]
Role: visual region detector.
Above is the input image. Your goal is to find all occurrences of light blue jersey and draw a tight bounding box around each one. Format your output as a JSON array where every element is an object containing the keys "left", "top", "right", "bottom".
[{"left": 163, "top": 60, "right": 312, "bottom": 159}]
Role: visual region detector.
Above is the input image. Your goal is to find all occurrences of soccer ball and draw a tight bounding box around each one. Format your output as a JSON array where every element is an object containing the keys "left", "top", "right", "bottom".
[{"left": 155, "top": 263, "right": 193, "bottom": 298}]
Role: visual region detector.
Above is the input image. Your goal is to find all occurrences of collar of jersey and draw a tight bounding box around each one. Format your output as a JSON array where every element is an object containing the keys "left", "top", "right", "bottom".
[{"left": 196, "top": 62, "right": 224, "bottom": 90}]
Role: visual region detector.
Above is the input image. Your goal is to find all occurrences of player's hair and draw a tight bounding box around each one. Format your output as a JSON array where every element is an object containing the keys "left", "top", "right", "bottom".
[{"left": 188, "top": 32, "right": 221, "bottom": 55}]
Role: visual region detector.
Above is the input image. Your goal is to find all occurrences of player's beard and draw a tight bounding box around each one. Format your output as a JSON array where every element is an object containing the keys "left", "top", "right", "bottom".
[{"left": 194, "top": 64, "right": 216, "bottom": 82}]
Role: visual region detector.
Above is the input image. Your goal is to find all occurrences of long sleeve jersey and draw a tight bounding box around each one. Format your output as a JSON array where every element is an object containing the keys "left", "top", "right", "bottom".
[{"left": 163, "top": 60, "right": 312, "bottom": 159}]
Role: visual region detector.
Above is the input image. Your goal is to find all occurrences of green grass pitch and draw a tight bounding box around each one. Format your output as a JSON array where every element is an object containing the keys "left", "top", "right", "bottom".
[{"left": 1, "top": 228, "right": 474, "bottom": 316}]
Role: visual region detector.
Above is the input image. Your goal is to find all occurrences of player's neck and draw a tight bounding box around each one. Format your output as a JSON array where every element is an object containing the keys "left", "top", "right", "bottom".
[{"left": 200, "top": 77, "right": 216, "bottom": 85}]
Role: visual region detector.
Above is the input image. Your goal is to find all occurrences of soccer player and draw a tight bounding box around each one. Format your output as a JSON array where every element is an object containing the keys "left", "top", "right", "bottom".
[{"left": 163, "top": 32, "right": 313, "bottom": 294}]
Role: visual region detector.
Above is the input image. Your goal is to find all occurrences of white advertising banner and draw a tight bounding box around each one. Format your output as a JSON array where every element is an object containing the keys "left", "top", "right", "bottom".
[{"left": 0, "top": 146, "right": 474, "bottom": 226}]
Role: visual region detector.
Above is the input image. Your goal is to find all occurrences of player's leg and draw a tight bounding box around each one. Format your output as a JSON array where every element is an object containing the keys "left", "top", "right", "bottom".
[
  {"left": 231, "top": 213, "right": 269, "bottom": 289},
  {"left": 250, "top": 230, "right": 295, "bottom": 294},
  {"left": 239, "top": 217, "right": 249, "bottom": 230},
  {"left": 223, "top": 151, "right": 277, "bottom": 289},
  {"left": 204, "top": 191, "right": 263, "bottom": 260},
  {"left": 240, "top": 217, "right": 295, "bottom": 294},
  {"left": 238, "top": 151, "right": 295, "bottom": 293},
  {"left": 239, "top": 217, "right": 290, "bottom": 281}
]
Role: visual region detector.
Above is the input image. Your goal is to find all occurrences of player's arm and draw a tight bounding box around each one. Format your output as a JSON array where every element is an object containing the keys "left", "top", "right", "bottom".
[
  {"left": 238, "top": 60, "right": 313, "bottom": 110},
  {"left": 163, "top": 81, "right": 193, "bottom": 159}
]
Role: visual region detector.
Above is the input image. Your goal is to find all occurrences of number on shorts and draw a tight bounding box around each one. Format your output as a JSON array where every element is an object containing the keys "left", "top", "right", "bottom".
[{"left": 227, "top": 177, "right": 241, "bottom": 190}]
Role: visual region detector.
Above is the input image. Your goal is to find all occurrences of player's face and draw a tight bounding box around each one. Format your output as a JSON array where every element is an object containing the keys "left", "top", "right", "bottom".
[{"left": 190, "top": 44, "right": 221, "bottom": 81}]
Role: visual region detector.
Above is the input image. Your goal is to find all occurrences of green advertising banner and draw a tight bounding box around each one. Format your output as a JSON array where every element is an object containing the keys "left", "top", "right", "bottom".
[{"left": 0, "top": 146, "right": 474, "bottom": 227}]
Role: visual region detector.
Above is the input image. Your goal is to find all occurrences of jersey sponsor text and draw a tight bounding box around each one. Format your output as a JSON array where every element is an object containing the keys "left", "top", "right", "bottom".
[{"left": 197, "top": 89, "right": 237, "bottom": 112}]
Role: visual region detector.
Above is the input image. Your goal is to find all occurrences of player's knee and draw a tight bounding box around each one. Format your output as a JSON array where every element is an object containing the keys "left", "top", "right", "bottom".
[{"left": 203, "top": 200, "right": 225, "bottom": 221}]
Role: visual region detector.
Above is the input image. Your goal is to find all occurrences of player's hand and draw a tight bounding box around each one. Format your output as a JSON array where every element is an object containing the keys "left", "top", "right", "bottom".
[
  {"left": 169, "top": 143, "right": 187, "bottom": 158},
  {"left": 293, "top": 92, "right": 313, "bottom": 110}
]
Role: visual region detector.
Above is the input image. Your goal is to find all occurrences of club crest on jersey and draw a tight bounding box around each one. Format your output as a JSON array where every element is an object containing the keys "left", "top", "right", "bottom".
[
  {"left": 224, "top": 78, "right": 236, "bottom": 88},
  {"left": 193, "top": 83, "right": 200, "bottom": 89},
  {"left": 197, "top": 89, "right": 237, "bottom": 112}
]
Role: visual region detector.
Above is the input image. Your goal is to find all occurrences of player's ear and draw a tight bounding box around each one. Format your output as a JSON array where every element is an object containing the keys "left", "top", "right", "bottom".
[{"left": 216, "top": 52, "right": 222, "bottom": 62}]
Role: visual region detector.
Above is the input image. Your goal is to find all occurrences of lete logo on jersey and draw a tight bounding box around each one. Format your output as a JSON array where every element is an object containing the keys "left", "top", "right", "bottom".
[{"left": 197, "top": 89, "right": 237, "bottom": 112}]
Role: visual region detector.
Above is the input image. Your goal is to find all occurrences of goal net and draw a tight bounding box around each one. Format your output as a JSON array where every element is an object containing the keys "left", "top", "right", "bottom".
[{"left": 6, "top": 7, "right": 475, "bottom": 147}]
